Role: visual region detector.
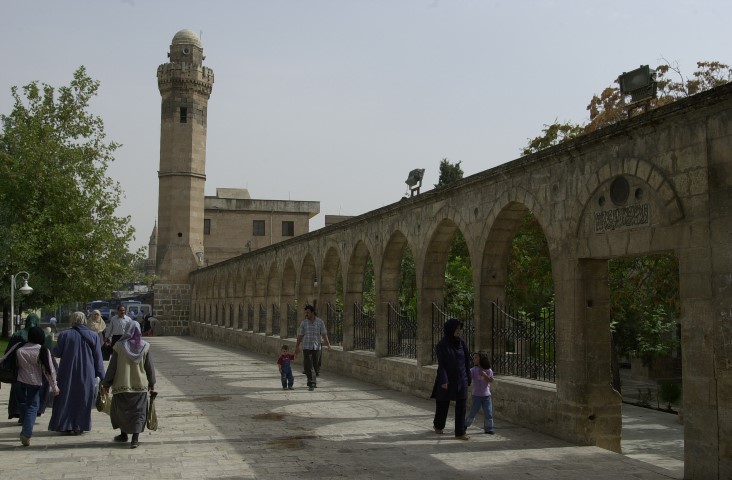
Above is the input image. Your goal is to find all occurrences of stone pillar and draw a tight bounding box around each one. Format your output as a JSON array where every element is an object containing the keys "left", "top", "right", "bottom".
[{"left": 554, "top": 257, "right": 622, "bottom": 452}]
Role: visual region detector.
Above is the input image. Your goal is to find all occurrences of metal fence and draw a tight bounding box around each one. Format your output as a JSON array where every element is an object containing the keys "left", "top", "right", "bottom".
[
  {"left": 387, "top": 304, "right": 417, "bottom": 359},
  {"left": 353, "top": 303, "right": 375, "bottom": 351},
  {"left": 286, "top": 303, "right": 298, "bottom": 338},
  {"left": 247, "top": 304, "right": 254, "bottom": 331},
  {"left": 326, "top": 303, "right": 343, "bottom": 346},
  {"left": 491, "top": 300, "right": 555, "bottom": 383},
  {"left": 258, "top": 304, "right": 266, "bottom": 333},
  {"left": 431, "top": 303, "right": 474, "bottom": 364},
  {"left": 271, "top": 304, "right": 281, "bottom": 336}
]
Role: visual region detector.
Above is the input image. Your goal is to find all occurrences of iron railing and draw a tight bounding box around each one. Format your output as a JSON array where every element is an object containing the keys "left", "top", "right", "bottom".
[
  {"left": 272, "top": 304, "right": 281, "bottom": 336},
  {"left": 353, "top": 303, "right": 375, "bottom": 351},
  {"left": 491, "top": 300, "right": 555, "bottom": 383},
  {"left": 326, "top": 303, "right": 344, "bottom": 346},
  {"left": 431, "top": 303, "right": 474, "bottom": 364},
  {"left": 247, "top": 304, "right": 254, "bottom": 331},
  {"left": 387, "top": 304, "right": 416, "bottom": 359},
  {"left": 286, "top": 303, "right": 298, "bottom": 338}
]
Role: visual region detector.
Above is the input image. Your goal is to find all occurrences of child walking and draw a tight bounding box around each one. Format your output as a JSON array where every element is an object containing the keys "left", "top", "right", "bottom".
[
  {"left": 465, "top": 351, "right": 494, "bottom": 434},
  {"left": 277, "top": 345, "right": 295, "bottom": 390}
]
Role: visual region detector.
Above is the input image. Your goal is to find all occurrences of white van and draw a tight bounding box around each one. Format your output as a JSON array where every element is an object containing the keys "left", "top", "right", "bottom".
[{"left": 122, "top": 302, "right": 152, "bottom": 320}]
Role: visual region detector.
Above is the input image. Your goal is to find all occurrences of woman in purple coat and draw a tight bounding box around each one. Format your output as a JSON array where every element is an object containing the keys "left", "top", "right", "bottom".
[
  {"left": 431, "top": 318, "right": 472, "bottom": 440},
  {"left": 48, "top": 311, "right": 105, "bottom": 434}
]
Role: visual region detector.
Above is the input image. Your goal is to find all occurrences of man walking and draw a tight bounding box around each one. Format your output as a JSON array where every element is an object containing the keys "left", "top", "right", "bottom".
[
  {"left": 104, "top": 305, "right": 131, "bottom": 347},
  {"left": 295, "top": 305, "right": 331, "bottom": 391}
]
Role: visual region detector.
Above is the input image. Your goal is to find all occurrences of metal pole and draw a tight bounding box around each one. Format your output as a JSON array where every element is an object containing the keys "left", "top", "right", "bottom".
[{"left": 10, "top": 274, "right": 15, "bottom": 336}]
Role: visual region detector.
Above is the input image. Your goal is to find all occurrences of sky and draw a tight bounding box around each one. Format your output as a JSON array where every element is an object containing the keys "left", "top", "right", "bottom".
[{"left": 2, "top": 0, "right": 730, "bottom": 252}]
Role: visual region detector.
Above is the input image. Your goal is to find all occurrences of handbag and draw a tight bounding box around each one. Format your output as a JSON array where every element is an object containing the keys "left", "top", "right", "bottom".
[
  {"left": 0, "top": 344, "right": 20, "bottom": 384},
  {"left": 96, "top": 384, "right": 111, "bottom": 414},
  {"left": 147, "top": 391, "right": 158, "bottom": 431}
]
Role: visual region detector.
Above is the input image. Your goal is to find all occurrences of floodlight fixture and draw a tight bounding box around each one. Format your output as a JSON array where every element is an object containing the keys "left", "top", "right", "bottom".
[
  {"left": 618, "top": 65, "right": 657, "bottom": 103},
  {"left": 405, "top": 168, "right": 425, "bottom": 197}
]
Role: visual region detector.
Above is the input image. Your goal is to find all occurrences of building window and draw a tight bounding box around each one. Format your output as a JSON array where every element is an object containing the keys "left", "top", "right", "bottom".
[
  {"left": 282, "top": 221, "right": 294, "bottom": 237},
  {"left": 180, "top": 107, "right": 187, "bottom": 123},
  {"left": 253, "top": 220, "right": 265, "bottom": 236},
  {"left": 203, "top": 219, "right": 211, "bottom": 235}
]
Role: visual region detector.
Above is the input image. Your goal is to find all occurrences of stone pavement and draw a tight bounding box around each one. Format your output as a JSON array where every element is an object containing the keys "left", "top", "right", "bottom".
[{"left": 0, "top": 336, "right": 684, "bottom": 479}]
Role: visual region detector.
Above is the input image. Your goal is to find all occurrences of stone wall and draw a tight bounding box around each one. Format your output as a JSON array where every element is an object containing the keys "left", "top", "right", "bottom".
[{"left": 153, "top": 283, "right": 191, "bottom": 336}]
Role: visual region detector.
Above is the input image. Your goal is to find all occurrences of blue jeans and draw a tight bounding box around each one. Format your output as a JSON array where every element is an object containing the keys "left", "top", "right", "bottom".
[
  {"left": 465, "top": 395, "right": 493, "bottom": 432},
  {"left": 15, "top": 382, "right": 42, "bottom": 438},
  {"left": 280, "top": 367, "right": 294, "bottom": 388}
]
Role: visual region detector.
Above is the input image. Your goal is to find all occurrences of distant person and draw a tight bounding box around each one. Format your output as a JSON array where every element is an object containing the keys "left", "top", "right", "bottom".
[
  {"left": 6, "top": 314, "right": 53, "bottom": 421},
  {"left": 0, "top": 326, "right": 60, "bottom": 446},
  {"left": 464, "top": 351, "right": 494, "bottom": 434},
  {"left": 431, "top": 318, "right": 471, "bottom": 440},
  {"left": 87, "top": 309, "right": 107, "bottom": 343},
  {"left": 104, "top": 306, "right": 132, "bottom": 347},
  {"left": 102, "top": 321, "right": 156, "bottom": 449},
  {"left": 49, "top": 315, "right": 58, "bottom": 334},
  {"left": 277, "top": 345, "right": 296, "bottom": 390},
  {"left": 48, "top": 311, "right": 105, "bottom": 435},
  {"left": 294, "top": 305, "right": 331, "bottom": 391}
]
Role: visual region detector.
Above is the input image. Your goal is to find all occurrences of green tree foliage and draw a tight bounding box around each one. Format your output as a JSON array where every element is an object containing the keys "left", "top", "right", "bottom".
[
  {"left": 0, "top": 67, "right": 138, "bottom": 320},
  {"left": 523, "top": 122, "right": 584, "bottom": 156},
  {"left": 361, "top": 257, "right": 375, "bottom": 313},
  {"left": 523, "top": 60, "right": 732, "bottom": 154},
  {"left": 609, "top": 254, "right": 680, "bottom": 366},
  {"left": 435, "top": 158, "right": 474, "bottom": 313},
  {"left": 506, "top": 213, "right": 553, "bottom": 316},
  {"left": 444, "top": 231, "right": 473, "bottom": 312},
  {"left": 434, "top": 158, "right": 464, "bottom": 188},
  {"left": 399, "top": 246, "right": 417, "bottom": 315}
]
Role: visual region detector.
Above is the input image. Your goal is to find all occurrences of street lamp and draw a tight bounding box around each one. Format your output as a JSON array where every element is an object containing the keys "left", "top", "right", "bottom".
[{"left": 10, "top": 271, "right": 33, "bottom": 336}]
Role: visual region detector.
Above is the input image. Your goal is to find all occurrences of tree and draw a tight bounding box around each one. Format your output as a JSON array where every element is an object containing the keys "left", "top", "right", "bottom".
[
  {"left": 434, "top": 158, "right": 464, "bottom": 188},
  {"left": 523, "top": 60, "right": 732, "bottom": 154},
  {"left": 506, "top": 213, "right": 553, "bottom": 317},
  {"left": 0, "top": 67, "right": 139, "bottom": 335},
  {"left": 609, "top": 254, "right": 680, "bottom": 366}
]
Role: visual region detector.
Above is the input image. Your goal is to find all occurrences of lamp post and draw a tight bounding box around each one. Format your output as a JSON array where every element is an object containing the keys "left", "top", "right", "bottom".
[{"left": 10, "top": 271, "right": 33, "bottom": 336}]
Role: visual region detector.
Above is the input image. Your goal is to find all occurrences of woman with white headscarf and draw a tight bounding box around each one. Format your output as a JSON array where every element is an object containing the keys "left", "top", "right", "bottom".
[{"left": 102, "top": 320, "right": 156, "bottom": 448}]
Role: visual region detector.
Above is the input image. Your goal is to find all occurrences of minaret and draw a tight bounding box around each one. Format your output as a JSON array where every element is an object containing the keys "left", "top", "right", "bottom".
[
  {"left": 155, "top": 29, "right": 214, "bottom": 283},
  {"left": 145, "top": 221, "right": 158, "bottom": 276}
]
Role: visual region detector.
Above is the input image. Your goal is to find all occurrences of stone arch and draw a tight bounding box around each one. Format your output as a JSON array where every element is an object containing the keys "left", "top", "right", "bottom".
[
  {"left": 321, "top": 244, "right": 343, "bottom": 346},
  {"left": 281, "top": 258, "right": 297, "bottom": 338},
  {"left": 575, "top": 157, "right": 684, "bottom": 238},
  {"left": 266, "top": 261, "right": 281, "bottom": 335},
  {"left": 299, "top": 253, "right": 317, "bottom": 310},
  {"left": 244, "top": 267, "right": 254, "bottom": 330},
  {"left": 254, "top": 264, "right": 266, "bottom": 332},
  {"left": 379, "top": 230, "right": 413, "bottom": 357},
  {"left": 345, "top": 240, "right": 375, "bottom": 351}
]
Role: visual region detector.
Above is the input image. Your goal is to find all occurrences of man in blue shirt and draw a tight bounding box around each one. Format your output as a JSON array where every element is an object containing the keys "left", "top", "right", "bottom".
[{"left": 294, "top": 305, "right": 331, "bottom": 391}]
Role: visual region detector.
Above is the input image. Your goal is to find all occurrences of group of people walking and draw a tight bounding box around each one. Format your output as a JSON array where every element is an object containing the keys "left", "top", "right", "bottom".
[{"left": 1, "top": 305, "right": 156, "bottom": 448}]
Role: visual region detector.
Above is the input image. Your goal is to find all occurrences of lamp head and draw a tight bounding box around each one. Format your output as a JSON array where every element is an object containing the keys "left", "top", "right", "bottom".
[{"left": 18, "top": 280, "right": 33, "bottom": 295}]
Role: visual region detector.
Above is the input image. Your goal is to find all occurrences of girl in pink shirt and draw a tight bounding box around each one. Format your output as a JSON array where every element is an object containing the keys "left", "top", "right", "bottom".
[{"left": 465, "top": 351, "right": 494, "bottom": 434}]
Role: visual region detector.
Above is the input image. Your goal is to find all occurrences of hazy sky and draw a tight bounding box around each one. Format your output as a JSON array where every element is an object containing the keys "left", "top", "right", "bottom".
[{"left": 2, "top": 0, "right": 730, "bottom": 252}]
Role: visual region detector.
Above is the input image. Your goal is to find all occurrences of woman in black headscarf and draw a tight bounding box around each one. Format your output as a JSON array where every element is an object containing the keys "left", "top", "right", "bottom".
[{"left": 431, "top": 318, "right": 472, "bottom": 440}]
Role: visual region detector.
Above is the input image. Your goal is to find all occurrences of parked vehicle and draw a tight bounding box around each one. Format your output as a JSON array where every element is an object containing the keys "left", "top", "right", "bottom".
[{"left": 123, "top": 302, "right": 152, "bottom": 320}]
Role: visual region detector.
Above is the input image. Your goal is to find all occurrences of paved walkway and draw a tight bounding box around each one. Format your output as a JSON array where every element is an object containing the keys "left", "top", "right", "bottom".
[{"left": 0, "top": 336, "right": 683, "bottom": 479}]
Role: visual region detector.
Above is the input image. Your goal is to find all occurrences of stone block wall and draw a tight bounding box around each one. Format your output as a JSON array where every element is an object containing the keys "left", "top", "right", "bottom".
[{"left": 153, "top": 283, "right": 191, "bottom": 336}]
